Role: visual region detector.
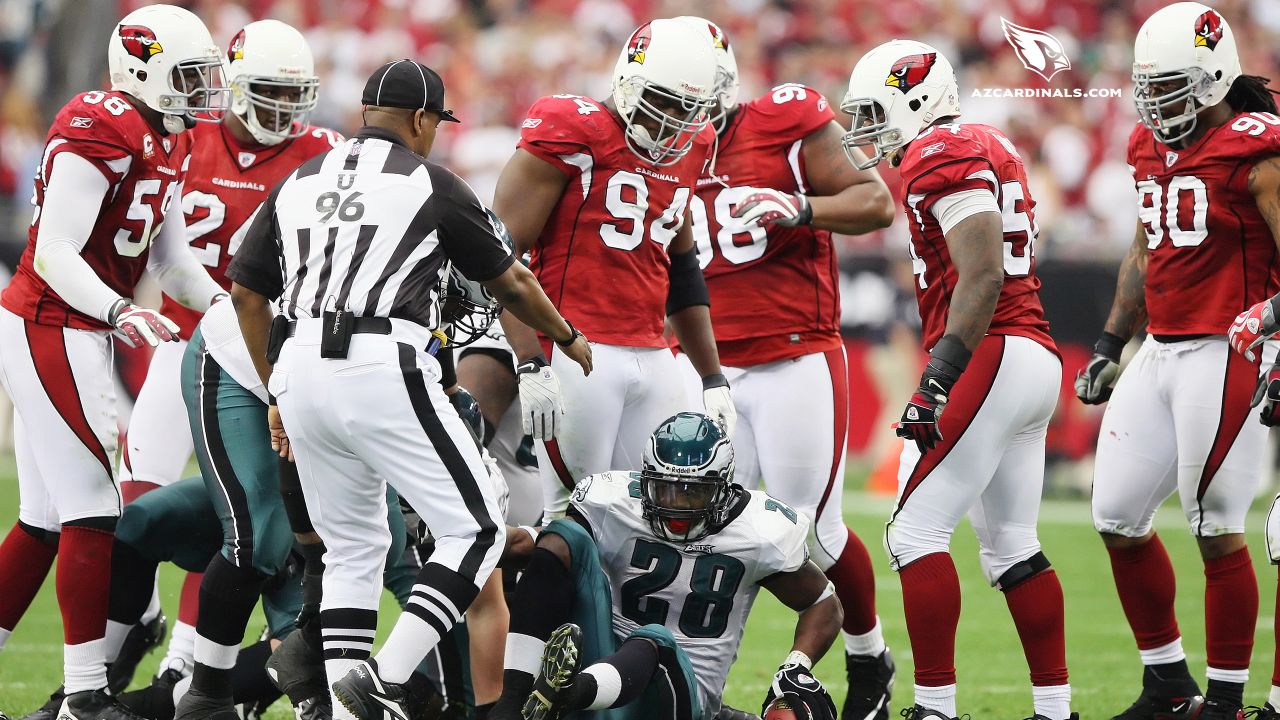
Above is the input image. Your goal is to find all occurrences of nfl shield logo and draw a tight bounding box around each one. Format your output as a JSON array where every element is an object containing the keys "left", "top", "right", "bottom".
[
  {"left": 1165, "top": 151, "right": 1178, "bottom": 167},
  {"left": 162, "top": 137, "right": 171, "bottom": 153},
  {"left": 238, "top": 151, "right": 256, "bottom": 168}
]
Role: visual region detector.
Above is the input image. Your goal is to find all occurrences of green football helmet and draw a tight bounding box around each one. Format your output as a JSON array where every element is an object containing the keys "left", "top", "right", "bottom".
[{"left": 640, "top": 412, "right": 735, "bottom": 542}]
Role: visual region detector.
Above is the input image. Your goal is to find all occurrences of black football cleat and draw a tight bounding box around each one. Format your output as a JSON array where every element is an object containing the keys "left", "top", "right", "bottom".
[
  {"left": 108, "top": 613, "right": 169, "bottom": 695},
  {"left": 1194, "top": 700, "right": 1245, "bottom": 720},
  {"left": 18, "top": 687, "right": 64, "bottom": 720},
  {"left": 1244, "top": 706, "right": 1280, "bottom": 720},
  {"left": 117, "top": 667, "right": 185, "bottom": 719},
  {"left": 1025, "top": 714, "right": 1080, "bottom": 720},
  {"left": 173, "top": 686, "right": 237, "bottom": 720},
  {"left": 332, "top": 659, "right": 413, "bottom": 720},
  {"left": 715, "top": 704, "right": 762, "bottom": 720},
  {"left": 900, "top": 706, "right": 959, "bottom": 720},
  {"left": 1112, "top": 674, "right": 1203, "bottom": 720},
  {"left": 845, "top": 648, "right": 896, "bottom": 720},
  {"left": 291, "top": 695, "right": 334, "bottom": 720},
  {"left": 57, "top": 690, "right": 148, "bottom": 720},
  {"left": 522, "top": 623, "right": 584, "bottom": 720}
]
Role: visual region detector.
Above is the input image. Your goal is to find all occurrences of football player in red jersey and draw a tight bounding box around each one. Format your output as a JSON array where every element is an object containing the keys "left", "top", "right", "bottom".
[
  {"left": 103, "top": 19, "right": 343, "bottom": 700},
  {"left": 671, "top": 17, "right": 898, "bottom": 720},
  {"left": 842, "top": 41, "right": 1070, "bottom": 720},
  {"left": 0, "top": 5, "right": 228, "bottom": 719},
  {"left": 1078, "top": 4, "right": 1280, "bottom": 719},
  {"left": 491, "top": 19, "right": 733, "bottom": 522}
]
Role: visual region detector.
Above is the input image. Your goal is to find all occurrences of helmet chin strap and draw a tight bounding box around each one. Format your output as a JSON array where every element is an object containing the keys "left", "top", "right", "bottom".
[{"left": 162, "top": 113, "right": 188, "bottom": 135}]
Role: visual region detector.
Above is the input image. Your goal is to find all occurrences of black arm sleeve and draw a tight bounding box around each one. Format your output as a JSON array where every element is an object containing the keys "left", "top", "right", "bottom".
[
  {"left": 430, "top": 165, "right": 516, "bottom": 282},
  {"left": 227, "top": 180, "right": 287, "bottom": 300},
  {"left": 665, "top": 247, "right": 710, "bottom": 315}
]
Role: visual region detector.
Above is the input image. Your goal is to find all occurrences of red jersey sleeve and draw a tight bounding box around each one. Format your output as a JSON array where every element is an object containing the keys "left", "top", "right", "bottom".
[
  {"left": 1125, "top": 122, "right": 1148, "bottom": 174},
  {"left": 45, "top": 92, "right": 140, "bottom": 184},
  {"left": 899, "top": 136, "right": 999, "bottom": 216},
  {"left": 516, "top": 95, "right": 605, "bottom": 177},
  {"left": 295, "top": 125, "right": 346, "bottom": 155},
  {"left": 751, "top": 84, "right": 835, "bottom": 139}
]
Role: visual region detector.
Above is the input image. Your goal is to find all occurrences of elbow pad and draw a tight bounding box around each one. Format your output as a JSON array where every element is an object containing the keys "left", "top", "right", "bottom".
[{"left": 665, "top": 248, "right": 710, "bottom": 315}]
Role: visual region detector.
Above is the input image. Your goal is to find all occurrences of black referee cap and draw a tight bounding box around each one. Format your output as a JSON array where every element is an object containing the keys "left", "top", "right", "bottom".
[{"left": 362, "top": 59, "right": 460, "bottom": 123}]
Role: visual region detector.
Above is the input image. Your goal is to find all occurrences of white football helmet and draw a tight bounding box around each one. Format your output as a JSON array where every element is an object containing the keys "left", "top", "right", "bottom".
[
  {"left": 108, "top": 4, "right": 228, "bottom": 135},
  {"left": 611, "top": 18, "right": 718, "bottom": 167},
  {"left": 674, "top": 16, "right": 739, "bottom": 132},
  {"left": 839, "top": 39, "right": 960, "bottom": 170},
  {"left": 1133, "top": 2, "right": 1241, "bottom": 145},
  {"left": 226, "top": 20, "right": 319, "bottom": 146}
]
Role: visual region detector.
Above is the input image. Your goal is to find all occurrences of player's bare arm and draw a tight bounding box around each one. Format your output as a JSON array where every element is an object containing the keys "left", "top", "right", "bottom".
[
  {"left": 1226, "top": 156, "right": 1280, "bottom": 360},
  {"left": 760, "top": 561, "right": 843, "bottom": 664},
  {"left": 1103, "top": 222, "right": 1151, "bottom": 341},
  {"left": 801, "top": 120, "right": 895, "bottom": 234},
  {"left": 940, "top": 210, "right": 1006, "bottom": 350},
  {"left": 229, "top": 282, "right": 291, "bottom": 459},
  {"left": 483, "top": 261, "right": 591, "bottom": 375}
]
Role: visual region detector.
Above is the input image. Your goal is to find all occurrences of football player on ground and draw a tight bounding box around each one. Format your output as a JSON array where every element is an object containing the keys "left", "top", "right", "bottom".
[
  {"left": 673, "top": 17, "right": 896, "bottom": 720},
  {"left": 0, "top": 6, "right": 228, "bottom": 719},
  {"left": 842, "top": 41, "right": 1071, "bottom": 720},
  {"left": 1076, "top": 5, "right": 1280, "bottom": 719},
  {"left": 112, "top": 18, "right": 343, "bottom": 700},
  {"left": 490, "top": 18, "right": 734, "bottom": 522},
  {"left": 490, "top": 412, "right": 842, "bottom": 720}
]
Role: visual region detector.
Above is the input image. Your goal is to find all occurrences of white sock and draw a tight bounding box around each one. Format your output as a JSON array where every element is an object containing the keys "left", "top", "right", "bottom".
[
  {"left": 583, "top": 663, "right": 623, "bottom": 710},
  {"left": 1138, "top": 638, "right": 1185, "bottom": 666},
  {"left": 1206, "top": 666, "right": 1249, "bottom": 684},
  {"left": 104, "top": 620, "right": 133, "bottom": 663},
  {"left": 141, "top": 584, "right": 162, "bottom": 625},
  {"left": 159, "top": 620, "right": 196, "bottom": 676},
  {"left": 914, "top": 684, "right": 957, "bottom": 718},
  {"left": 0, "top": 627, "right": 11, "bottom": 650},
  {"left": 374, "top": 612, "right": 442, "bottom": 684},
  {"left": 844, "top": 618, "right": 887, "bottom": 657},
  {"left": 64, "top": 638, "right": 108, "bottom": 693},
  {"left": 1032, "top": 684, "right": 1072, "bottom": 720},
  {"left": 327, "top": 659, "right": 362, "bottom": 719},
  {"left": 193, "top": 634, "right": 239, "bottom": 670},
  {"left": 1267, "top": 685, "right": 1280, "bottom": 709},
  {"left": 505, "top": 632, "right": 546, "bottom": 676}
]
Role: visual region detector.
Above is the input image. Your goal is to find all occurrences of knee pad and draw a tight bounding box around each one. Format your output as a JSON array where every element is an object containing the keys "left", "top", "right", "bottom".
[
  {"left": 17, "top": 520, "right": 59, "bottom": 547},
  {"left": 994, "top": 551, "right": 1051, "bottom": 593},
  {"left": 63, "top": 515, "right": 117, "bottom": 533}
]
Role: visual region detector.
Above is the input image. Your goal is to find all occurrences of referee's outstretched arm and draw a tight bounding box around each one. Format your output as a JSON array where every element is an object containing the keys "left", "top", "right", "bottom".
[{"left": 482, "top": 261, "right": 592, "bottom": 375}]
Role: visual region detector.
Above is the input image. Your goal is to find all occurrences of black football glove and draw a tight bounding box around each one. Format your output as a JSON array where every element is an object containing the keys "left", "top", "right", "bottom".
[
  {"left": 763, "top": 664, "right": 836, "bottom": 720},
  {"left": 1253, "top": 363, "right": 1280, "bottom": 426},
  {"left": 1074, "top": 332, "right": 1125, "bottom": 405},
  {"left": 897, "top": 335, "right": 969, "bottom": 454}
]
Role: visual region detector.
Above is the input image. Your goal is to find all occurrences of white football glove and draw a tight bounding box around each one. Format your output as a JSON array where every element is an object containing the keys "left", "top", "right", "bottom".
[
  {"left": 517, "top": 357, "right": 564, "bottom": 440},
  {"left": 701, "top": 373, "right": 737, "bottom": 437},
  {"left": 110, "top": 301, "right": 180, "bottom": 348},
  {"left": 732, "top": 188, "right": 813, "bottom": 228}
]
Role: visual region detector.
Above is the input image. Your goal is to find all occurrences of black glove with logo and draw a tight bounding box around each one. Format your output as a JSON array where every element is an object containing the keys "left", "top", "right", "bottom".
[
  {"left": 763, "top": 663, "right": 836, "bottom": 720},
  {"left": 1253, "top": 363, "right": 1280, "bottom": 426},
  {"left": 1074, "top": 332, "right": 1125, "bottom": 405},
  {"left": 897, "top": 335, "right": 970, "bottom": 454}
]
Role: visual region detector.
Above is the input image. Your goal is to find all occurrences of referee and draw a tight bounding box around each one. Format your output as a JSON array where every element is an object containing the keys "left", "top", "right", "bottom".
[{"left": 227, "top": 59, "right": 592, "bottom": 719}]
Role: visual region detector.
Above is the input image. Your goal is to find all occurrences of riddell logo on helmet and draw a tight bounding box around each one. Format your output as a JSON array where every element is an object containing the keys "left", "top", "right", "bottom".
[
  {"left": 228, "top": 29, "right": 246, "bottom": 62},
  {"left": 627, "top": 23, "right": 651, "bottom": 65},
  {"left": 884, "top": 53, "right": 937, "bottom": 93},
  {"left": 1195, "top": 10, "right": 1224, "bottom": 50},
  {"left": 118, "top": 25, "right": 163, "bottom": 62}
]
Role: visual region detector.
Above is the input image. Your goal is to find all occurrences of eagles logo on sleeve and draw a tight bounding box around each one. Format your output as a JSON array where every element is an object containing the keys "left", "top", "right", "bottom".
[
  {"left": 626, "top": 23, "right": 652, "bottom": 65},
  {"left": 118, "top": 24, "right": 163, "bottom": 62},
  {"left": 885, "top": 53, "right": 937, "bottom": 93},
  {"left": 228, "top": 29, "right": 246, "bottom": 62},
  {"left": 1194, "top": 9, "right": 1223, "bottom": 50}
]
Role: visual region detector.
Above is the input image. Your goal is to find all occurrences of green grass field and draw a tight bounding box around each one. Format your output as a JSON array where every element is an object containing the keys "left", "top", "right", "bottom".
[{"left": 1, "top": 450, "right": 1278, "bottom": 719}]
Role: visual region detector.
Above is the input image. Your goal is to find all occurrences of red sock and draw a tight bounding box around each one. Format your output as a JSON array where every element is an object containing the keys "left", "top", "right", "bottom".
[
  {"left": 0, "top": 523, "right": 58, "bottom": 632},
  {"left": 57, "top": 526, "right": 114, "bottom": 645},
  {"left": 900, "top": 552, "right": 960, "bottom": 686},
  {"left": 824, "top": 528, "right": 878, "bottom": 635},
  {"left": 179, "top": 571, "right": 203, "bottom": 627},
  {"left": 1106, "top": 534, "right": 1181, "bottom": 650},
  {"left": 120, "top": 480, "right": 161, "bottom": 505},
  {"left": 1005, "top": 569, "right": 1069, "bottom": 686},
  {"left": 1204, "top": 546, "right": 1256, "bottom": 672}
]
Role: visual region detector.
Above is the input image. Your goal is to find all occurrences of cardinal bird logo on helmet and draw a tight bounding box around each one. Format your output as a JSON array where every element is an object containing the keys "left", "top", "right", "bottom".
[
  {"left": 885, "top": 53, "right": 937, "bottom": 93},
  {"left": 118, "top": 25, "right": 163, "bottom": 62},
  {"left": 627, "top": 23, "right": 652, "bottom": 65},
  {"left": 707, "top": 22, "right": 728, "bottom": 50},
  {"left": 228, "top": 29, "right": 246, "bottom": 63},
  {"left": 1194, "top": 10, "right": 1224, "bottom": 50}
]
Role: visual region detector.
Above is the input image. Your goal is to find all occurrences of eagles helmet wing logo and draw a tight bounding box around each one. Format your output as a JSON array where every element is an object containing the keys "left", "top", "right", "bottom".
[
  {"left": 1000, "top": 18, "right": 1071, "bottom": 81},
  {"left": 228, "top": 29, "right": 246, "bottom": 63},
  {"left": 118, "top": 25, "right": 163, "bottom": 62},
  {"left": 626, "top": 23, "right": 652, "bottom": 65},
  {"left": 885, "top": 53, "right": 937, "bottom": 93},
  {"left": 1195, "top": 10, "right": 1224, "bottom": 50}
]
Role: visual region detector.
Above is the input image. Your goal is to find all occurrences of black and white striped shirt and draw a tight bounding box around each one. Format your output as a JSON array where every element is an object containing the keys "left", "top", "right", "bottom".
[{"left": 228, "top": 127, "right": 514, "bottom": 328}]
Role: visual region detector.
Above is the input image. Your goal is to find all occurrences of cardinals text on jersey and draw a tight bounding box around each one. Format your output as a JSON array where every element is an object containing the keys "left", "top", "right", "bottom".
[
  {"left": 1127, "top": 113, "right": 1280, "bottom": 336},
  {"left": 570, "top": 470, "right": 809, "bottom": 708},
  {"left": 690, "top": 83, "right": 841, "bottom": 367},
  {"left": 517, "top": 94, "right": 715, "bottom": 348},
  {"left": 158, "top": 121, "right": 342, "bottom": 338},
  {"left": 895, "top": 122, "right": 1055, "bottom": 353},
  {"left": 2, "top": 91, "right": 191, "bottom": 329}
]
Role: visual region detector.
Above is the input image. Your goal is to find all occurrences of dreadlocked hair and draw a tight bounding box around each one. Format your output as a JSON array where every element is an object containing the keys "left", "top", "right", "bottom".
[{"left": 1226, "top": 74, "right": 1279, "bottom": 114}]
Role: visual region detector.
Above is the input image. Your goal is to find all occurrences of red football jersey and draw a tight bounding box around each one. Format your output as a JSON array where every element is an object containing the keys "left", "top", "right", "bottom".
[
  {"left": 691, "top": 84, "right": 841, "bottom": 367},
  {"left": 2, "top": 90, "right": 192, "bottom": 330},
  {"left": 895, "top": 122, "right": 1055, "bottom": 353},
  {"left": 159, "top": 121, "right": 343, "bottom": 339},
  {"left": 518, "top": 94, "right": 714, "bottom": 348},
  {"left": 1127, "top": 114, "right": 1280, "bottom": 336}
]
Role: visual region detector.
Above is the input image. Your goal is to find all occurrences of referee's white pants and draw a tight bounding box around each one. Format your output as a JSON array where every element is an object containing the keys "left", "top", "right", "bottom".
[{"left": 272, "top": 320, "right": 505, "bottom": 621}]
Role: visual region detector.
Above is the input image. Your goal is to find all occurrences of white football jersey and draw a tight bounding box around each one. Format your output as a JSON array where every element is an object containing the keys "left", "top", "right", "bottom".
[{"left": 569, "top": 470, "right": 811, "bottom": 707}]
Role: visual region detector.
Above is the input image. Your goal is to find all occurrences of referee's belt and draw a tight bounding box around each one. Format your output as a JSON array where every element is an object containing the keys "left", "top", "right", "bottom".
[
  {"left": 285, "top": 316, "right": 391, "bottom": 338},
  {"left": 284, "top": 316, "right": 435, "bottom": 350}
]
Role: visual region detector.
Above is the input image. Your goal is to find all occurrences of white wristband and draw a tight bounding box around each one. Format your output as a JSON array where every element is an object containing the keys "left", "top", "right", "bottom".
[
  {"left": 519, "top": 525, "right": 540, "bottom": 543},
  {"left": 784, "top": 650, "right": 812, "bottom": 670}
]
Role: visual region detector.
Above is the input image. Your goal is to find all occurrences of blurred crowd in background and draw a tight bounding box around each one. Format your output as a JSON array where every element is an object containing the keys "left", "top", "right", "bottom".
[{"left": 0, "top": 0, "right": 1278, "bottom": 490}]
